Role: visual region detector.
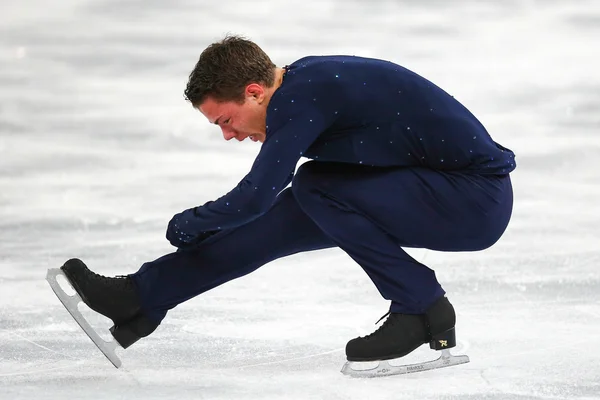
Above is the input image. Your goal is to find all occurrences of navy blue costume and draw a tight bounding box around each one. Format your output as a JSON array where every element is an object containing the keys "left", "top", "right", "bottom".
[{"left": 132, "top": 56, "right": 515, "bottom": 324}]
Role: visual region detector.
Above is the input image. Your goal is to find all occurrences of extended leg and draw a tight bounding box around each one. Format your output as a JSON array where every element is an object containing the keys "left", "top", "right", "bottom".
[
  {"left": 130, "top": 187, "right": 335, "bottom": 324},
  {"left": 51, "top": 188, "right": 334, "bottom": 353}
]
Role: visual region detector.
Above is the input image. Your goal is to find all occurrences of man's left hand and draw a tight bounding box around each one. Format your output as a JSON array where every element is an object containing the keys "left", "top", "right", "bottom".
[{"left": 166, "top": 207, "right": 218, "bottom": 248}]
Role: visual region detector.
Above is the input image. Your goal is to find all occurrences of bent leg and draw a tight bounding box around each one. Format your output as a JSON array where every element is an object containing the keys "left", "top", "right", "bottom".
[
  {"left": 130, "top": 188, "right": 335, "bottom": 323},
  {"left": 291, "top": 162, "right": 513, "bottom": 314}
]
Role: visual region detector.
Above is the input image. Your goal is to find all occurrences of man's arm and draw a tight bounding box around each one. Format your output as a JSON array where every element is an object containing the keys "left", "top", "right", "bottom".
[{"left": 167, "top": 88, "right": 342, "bottom": 246}]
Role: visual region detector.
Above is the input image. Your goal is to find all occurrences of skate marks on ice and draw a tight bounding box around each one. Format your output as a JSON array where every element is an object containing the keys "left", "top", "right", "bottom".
[
  {"left": 0, "top": 328, "right": 88, "bottom": 378},
  {"left": 233, "top": 347, "right": 471, "bottom": 379},
  {"left": 199, "top": 326, "right": 471, "bottom": 378},
  {"left": 45, "top": 268, "right": 122, "bottom": 368},
  {"left": 232, "top": 347, "right": 344, "bottom": 370}
]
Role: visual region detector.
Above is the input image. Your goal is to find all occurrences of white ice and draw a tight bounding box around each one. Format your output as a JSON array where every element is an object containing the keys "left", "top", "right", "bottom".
[{"left": 1, "top": 1, "right": 599, "bottom": 399}]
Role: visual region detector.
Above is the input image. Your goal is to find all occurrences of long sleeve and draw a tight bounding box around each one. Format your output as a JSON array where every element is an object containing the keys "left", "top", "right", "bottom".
[{"left": 176, "top": 81, "right": 343, "bottom": 234}]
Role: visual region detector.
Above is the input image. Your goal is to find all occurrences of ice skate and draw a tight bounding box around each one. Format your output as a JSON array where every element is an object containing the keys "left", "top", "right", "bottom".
[
  {"left": 341, "top": 296, "right": 469, "bottom": 377},
  {"left": 46, "top": 259, "right": 158, "bottom": 368}
]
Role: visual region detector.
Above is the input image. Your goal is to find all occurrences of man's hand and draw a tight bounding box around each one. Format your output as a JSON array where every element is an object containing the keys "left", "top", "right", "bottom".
[{"left": 166, "top": 206, "right": 219, "bottom": 249}]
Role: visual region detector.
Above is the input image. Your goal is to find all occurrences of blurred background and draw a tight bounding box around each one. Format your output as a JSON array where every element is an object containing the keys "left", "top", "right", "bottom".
[{"left": 1, "top": 1, "right": 599, "bottom": 399}]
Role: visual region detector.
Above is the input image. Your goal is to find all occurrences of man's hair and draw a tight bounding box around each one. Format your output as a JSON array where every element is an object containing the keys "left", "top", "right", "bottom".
[{"left": 184, "top": 35, "right": 277, "bottom": 106}]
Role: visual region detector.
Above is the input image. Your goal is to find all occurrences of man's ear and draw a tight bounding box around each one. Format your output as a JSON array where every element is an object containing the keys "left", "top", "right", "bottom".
[{"left": 246, "top": 83, "right": 265, "bottom": 102}]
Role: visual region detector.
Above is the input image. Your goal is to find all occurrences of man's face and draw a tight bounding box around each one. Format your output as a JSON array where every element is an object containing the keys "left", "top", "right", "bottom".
[{"left": 198, "top": 84, "right": 268, "bottom": 143}]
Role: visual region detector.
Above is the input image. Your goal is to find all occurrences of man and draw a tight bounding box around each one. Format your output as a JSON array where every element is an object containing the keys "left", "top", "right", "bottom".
[{"left": 58, "top": 35, "right": 515, "bottom": 371}]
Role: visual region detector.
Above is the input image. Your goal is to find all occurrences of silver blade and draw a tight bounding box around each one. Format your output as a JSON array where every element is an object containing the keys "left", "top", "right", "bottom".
[
  {"left": 46, "top": 268, "right": 122, "bottom": 368},
  {"left": 340, "top": 349, "right": 469, "bottom": 378}
]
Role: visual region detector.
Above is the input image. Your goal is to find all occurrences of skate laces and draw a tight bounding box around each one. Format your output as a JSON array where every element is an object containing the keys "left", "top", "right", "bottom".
[
  {"left": 375, "top": 311, "right": 391, "bottom": 325},
  {"left": 87, "top": 269, "right": 130, "bottom": 288},
  {"left": 362, "top": 311, "right": 397, "bottom": 341}
]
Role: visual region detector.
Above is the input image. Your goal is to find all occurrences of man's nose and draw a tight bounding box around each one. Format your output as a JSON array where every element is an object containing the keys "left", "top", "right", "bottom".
[{"left": 222, "top": 127, "right": 236, "bottom": 141}]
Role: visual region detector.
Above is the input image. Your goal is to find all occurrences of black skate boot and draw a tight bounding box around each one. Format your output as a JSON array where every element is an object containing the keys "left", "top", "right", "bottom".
[
  {"left": 60, "top": 258, "right": 158, "bottom": 348},
  {"left": 345, "top": 296, "right": 456, "bottom": 361}
]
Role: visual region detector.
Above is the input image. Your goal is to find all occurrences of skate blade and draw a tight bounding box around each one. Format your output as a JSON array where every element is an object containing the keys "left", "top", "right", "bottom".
[
  {"left": 340, "top": 349, "right": 469, "bottom": 378},
  {"left": 46, "top": 268, "right": 122, "bottom": 368}
]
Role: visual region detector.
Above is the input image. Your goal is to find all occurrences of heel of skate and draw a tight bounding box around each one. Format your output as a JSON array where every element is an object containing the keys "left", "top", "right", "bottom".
[
  {"left": 110, "top": 313, "right": 159, "bottom": 349},
  {"left": 110, "top": 323, "right": 138, "bottom": 349},
  {"left": 430, "top": 327, "right": 456, "bottom": 350}
]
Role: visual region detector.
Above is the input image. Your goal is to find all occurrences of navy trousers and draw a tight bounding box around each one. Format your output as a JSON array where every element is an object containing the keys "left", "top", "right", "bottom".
[{"left": 130, "top": 162, "right": 513, "bottom": 323}]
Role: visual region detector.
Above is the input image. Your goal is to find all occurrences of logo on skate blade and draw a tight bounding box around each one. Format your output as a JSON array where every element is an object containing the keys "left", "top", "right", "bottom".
[{"left": 439, "top": 340, "right": 448, "bottom": 347}]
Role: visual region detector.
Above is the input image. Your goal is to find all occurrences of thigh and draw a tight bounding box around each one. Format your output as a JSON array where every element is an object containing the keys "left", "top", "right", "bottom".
[
  {"left": 293, "top": 162, "right": 513, "bottom": 251},
  {"left": 185, "top": 187, "right": 336, "bottom": 261}
]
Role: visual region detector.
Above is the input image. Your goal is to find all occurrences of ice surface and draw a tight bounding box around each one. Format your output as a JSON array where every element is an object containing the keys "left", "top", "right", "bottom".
[{"left": 1, "top": 0, "right": 599, "bottom": 399}]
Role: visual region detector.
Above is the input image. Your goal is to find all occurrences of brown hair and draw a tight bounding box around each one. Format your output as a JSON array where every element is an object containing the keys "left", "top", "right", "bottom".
[{"left": 184, "top": 35, "right": 277, "bottom": 106}]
